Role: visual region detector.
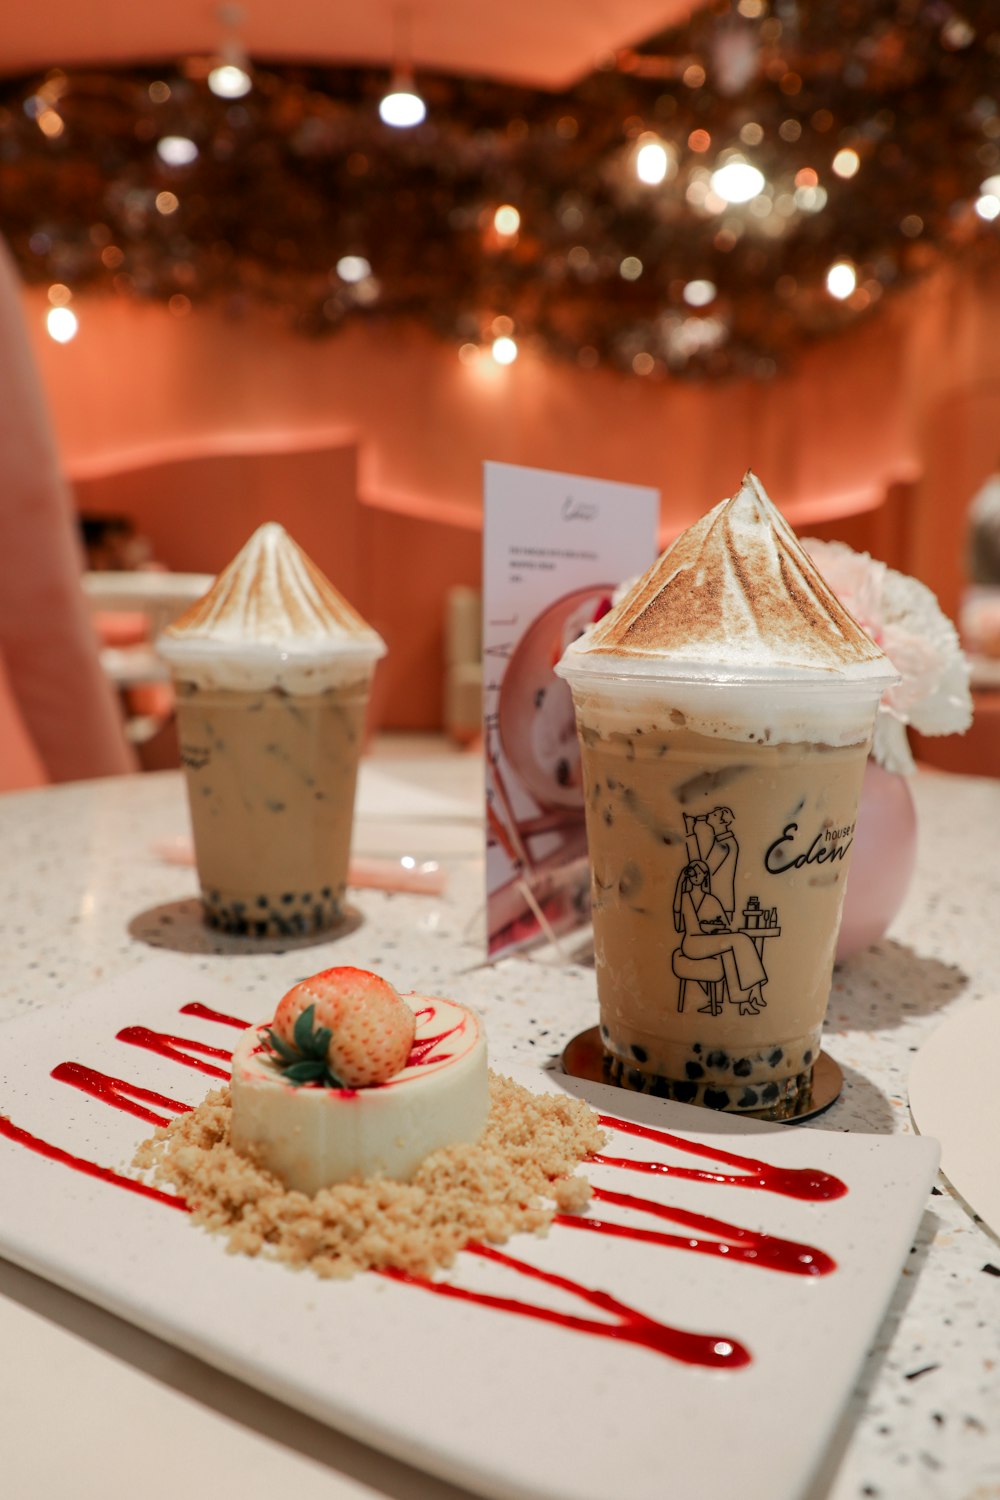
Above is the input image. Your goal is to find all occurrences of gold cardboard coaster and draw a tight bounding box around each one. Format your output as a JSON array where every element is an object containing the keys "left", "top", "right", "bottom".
[{"left": 560, "top": 1026, "right": 843, "bottom": 1124}]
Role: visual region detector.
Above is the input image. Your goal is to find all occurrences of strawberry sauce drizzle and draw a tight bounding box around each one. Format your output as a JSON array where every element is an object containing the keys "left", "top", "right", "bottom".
[
  {"left": 593, "top": 1113, "right": 847, "bottom": 1202},
  {"left": 115, "top": 1025, "right": 233, "bottom": 1080},
  {"left": 0, "top": 1116, "right": 187, "bottom": 1211},
  {"left": 557, "top": 1187, "right": 834, "bottom": 1276},
  {"left": 382, "top": 1240, "right": 750, "bottom": 1369},
  {"left": 0, "top": 1007, "right": 851, "bottom": 1371},
  {"left": 179, "top": 1002, "right": 251, "bottom": 1030},
  {"left": 50, "top": 1063, "right": 193, "bottom": 1128},
  {"left": 404, "top": 1002, "right": 464, "bottom": 1067}
]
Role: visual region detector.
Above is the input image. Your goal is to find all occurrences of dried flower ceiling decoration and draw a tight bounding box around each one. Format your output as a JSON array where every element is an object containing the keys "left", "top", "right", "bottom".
[{"left": 2, "top": 0, "right": 1000, "bottom": 379}]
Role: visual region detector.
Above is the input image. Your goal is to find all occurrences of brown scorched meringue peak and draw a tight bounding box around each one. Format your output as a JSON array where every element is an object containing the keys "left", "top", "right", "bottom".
[
  {"left": 158, "top": 523, "right": 385, "bottom": 693},
  {"left": 566, "top": 471, "right": 890, "bottom": 681},
  {"left": 166, "top": 523, "right": 379, "bottom": 648}
]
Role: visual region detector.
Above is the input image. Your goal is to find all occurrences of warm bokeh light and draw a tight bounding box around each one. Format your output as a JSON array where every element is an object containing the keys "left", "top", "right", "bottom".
[
  {"left": 710, "top": 159, "right": 765, "bottom": 203},
  {"left": 47, "top": 282, "right": 72, "bottom": 306},
  {"left": 37, "top": 109, "right": 64, "bottom": 138},
  {"left": 632, "top": 351, "right": 655, "bottom": 375},
  {"left": 683, "top": 279, "right": 716, "bottom": 306},
  {"left": 156, "top": 135, "right": 198, "bottom": 166},
  {"left": 975, "top": 193, "right": 1000, "bottom": 221},
  {"left": 208, "top": 64, "right": 252, "bottom": 99},
  {"left": 491, "top": 335, "right": 518, "bottom": 364},
  {"left": 379, "top": 87, "right": 426, "bottom": 128},
  {"left": 458, "top": 342, "right": 480, "bottom": 364},
  {"left": 826, "top": 260, "right": 857, "bottom": 299},
  {"left": 336, "top": 255, "right": 371, "bottom": 283},
  {"left": 619, "top": 256, "right": 643, "bottom": 281},
  {"left": 635, "top": 139, "right": 670, "bottom": 185},
  {"left": 155, "top": 191, "right": 179, "bottom": 215},
  {"left": 46, "top": 306, "right": 78, "bottom": 342},
  {"left": 832, "top": 148, "right": 860, "bottom": 178},
  {"left": 491, "top": 314, "right": 514, "bottom": 336},
  {"left": 493, "top": 204, "right": 520, "bottom": 236}
]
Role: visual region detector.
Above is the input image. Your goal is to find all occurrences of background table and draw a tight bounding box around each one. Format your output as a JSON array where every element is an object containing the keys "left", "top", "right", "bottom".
[{"left": 0, "top": 741, "right": 998, "bottom": 1500}]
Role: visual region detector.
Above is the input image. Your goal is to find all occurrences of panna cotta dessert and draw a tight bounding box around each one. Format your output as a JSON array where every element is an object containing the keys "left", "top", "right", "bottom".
[{"left": 230, "top": 965, "right": 490, "bottom": 1194}]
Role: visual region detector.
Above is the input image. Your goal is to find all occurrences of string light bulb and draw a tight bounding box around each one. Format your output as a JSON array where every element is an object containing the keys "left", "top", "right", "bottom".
[
  {"left": 379, "top": 78, "right": 426, "bottom": 128},
  {"left": 635, "top": 136, "right": 672, "bottom": 185},
  {"left": 826, "top": 260, "right": 857, "bottom": 299},
  {"left": 379, "top": 8, "right": 426, "bottom": 128},
  {"left": 208, "top": 6, "right": 252, "bottom": 98},
  {"left": 709, "top": 157, "right": 765, "bottom": 204},
  {"left": 46, "top": 306, "right": 78, "bottom": 342}
]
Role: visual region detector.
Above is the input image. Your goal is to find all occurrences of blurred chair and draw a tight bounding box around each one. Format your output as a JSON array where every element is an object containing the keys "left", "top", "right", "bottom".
[
  {"left": 0, "top": 238, "right": 134, "bottom": 791},
  {"left": 81, "top": 570, "right": 213, "bottom": 764},
  {"left": 444, "top": 585, "right": 482, "bottom": 745}
]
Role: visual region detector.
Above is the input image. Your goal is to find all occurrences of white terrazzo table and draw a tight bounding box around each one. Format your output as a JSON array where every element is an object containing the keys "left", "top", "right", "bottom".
[{"left": 0, "top": 740, "right": 997, "bottom": 1500}]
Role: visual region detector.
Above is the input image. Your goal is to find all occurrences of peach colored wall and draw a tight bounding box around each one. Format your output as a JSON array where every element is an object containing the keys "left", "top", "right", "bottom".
[
  {"left": 19, "top": 254, "right": 1000, "bottom": 733},
  {"left": 73, "top": 443, "right": 483, "bottom": 729},
  {"left": 23, "top": 284, "right": 921, "bottom": 539}
]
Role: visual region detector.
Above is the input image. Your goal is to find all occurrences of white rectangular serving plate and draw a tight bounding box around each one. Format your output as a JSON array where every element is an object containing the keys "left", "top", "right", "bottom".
[{"left": 0, "top": 958, "right": 938, "bottom": 1500}]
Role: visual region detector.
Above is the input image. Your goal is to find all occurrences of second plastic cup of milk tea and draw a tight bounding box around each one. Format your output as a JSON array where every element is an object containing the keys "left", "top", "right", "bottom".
[
  {"left": 556, "top": 473, "right": 898, "bottom": 1118},
  {"left": 158, "top": 523, "right": 385, "bottom": 936}
]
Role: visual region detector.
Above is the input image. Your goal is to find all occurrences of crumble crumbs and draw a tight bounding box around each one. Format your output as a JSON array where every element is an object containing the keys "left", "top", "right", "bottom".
[{"left": 133, "top": 1072, "right": 605, "bottom": 1279}]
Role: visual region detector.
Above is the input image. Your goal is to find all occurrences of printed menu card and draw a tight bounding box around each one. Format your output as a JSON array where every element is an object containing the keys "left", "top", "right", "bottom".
[{"left": 483, "top": 461, "right": 659, "bottom": 959}]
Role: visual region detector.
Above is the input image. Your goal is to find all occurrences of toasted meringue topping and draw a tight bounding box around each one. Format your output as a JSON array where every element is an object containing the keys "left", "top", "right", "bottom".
[
  {"left": 157, "top": 523, "right": 385, "bottom": 693},
  {"left": 164, "top": 523, "right": 380, "bottom": 649},
  {"left": 562, "top": 472, "right": 891, "bottom": 681}
]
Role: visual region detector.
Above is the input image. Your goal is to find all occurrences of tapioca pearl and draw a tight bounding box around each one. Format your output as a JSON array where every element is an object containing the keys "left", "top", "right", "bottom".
[
  {"left": 706, "top": 1049, "right": 729, "bottom": 1071},
  {"left": 703, "top": 1088, "right": 731, "bottom": 1111},
  {"left": 626, "top": 1067, "right": 647, "bottom": 1090},
  {"left": 685, "top": 1060, "right": 704, "bottom": 1080},
  {"left": 738, "top": 1087, "right": 759, "bottom": 1109},
  {"left": 630, "top": 1043, "right": 648, "bottom": 1062},
  {"left": 733, "top": 1057, "right": 753, "bottom": 1077},
  {"left": 256, "top": 895, "right": 269, "bottom": 908},
  {"left": 281, "top": 893, "right": 294, "bottom": 904},
  {"left": 768, "top": 1047, "right": 783, "bottom": 1067},
  {"left": 803, "top": 1049, "right": 813, "bottom": 1064},
  {"left": 692, "top": 1042, "right": 702, "bottom": 1054},
  {"left": 761, "top": 1082, "right": 780, "bottom": 1103},
  {"left": 671, "top": 1079, "right": 697, "bottom": 1104},
  {"left": 321, "top": 886, "right": 332, "bottom": 899},
  {"left": 600, "top": 1024, "right": 610, "bottom": 1041}
]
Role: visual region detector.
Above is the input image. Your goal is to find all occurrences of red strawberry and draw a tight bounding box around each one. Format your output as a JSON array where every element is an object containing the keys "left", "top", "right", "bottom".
[{"left": 271, "top": 966, "right": 415, "bottom": 1087}]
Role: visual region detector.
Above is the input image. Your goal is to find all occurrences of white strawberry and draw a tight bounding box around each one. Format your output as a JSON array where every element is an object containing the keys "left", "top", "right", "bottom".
[{"left": 269, "top": 966, "right": 415, "bottom": 1087}]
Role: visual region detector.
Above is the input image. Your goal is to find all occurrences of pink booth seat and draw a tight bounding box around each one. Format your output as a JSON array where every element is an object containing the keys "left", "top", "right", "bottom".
[{"left": 0, "top": 239, "right": 134, "bottom": 790}]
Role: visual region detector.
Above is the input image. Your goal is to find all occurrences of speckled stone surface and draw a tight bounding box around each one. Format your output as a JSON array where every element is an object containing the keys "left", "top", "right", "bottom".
[{"left": 0, "top": 745, "right": 998, "bottom": 1500}]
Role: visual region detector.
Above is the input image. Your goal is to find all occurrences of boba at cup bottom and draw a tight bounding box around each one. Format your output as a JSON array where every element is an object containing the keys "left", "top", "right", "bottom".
[
  {"left": 560, "top": 1027, "right": 843, "bottom": 1123},
  {"left": 602, "top": 1051, "right": 813, "bottom": 1120},
  {"left": 201, "top": 883, "right": 347, "bottom": 937}
]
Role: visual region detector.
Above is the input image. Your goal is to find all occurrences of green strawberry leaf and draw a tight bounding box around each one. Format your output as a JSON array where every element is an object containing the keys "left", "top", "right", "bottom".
[
  {"left": 282, "top": 1058, "right": 329, "bottom": 1084},
  {"left": 263, "top": 1027, "right": 299, "bottom": 1064},
  {"left": 293, "top": 1002, "right": 319, "bottom": 1055}
]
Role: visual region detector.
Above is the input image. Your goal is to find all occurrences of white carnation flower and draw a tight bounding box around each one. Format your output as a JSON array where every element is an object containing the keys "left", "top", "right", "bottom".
[{"left": 802, "top": 538, "right": 972, "bottom": 775}]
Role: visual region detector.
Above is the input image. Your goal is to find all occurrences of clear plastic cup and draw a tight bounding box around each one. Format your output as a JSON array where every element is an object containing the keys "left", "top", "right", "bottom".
[{"left": 556, "top": 660, "right": 896, "bottom": 1117}]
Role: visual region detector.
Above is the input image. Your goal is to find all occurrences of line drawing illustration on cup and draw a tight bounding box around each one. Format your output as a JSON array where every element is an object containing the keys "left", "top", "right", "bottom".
[{"left": 672, "top": 805, "right": 779, "bottom": 1020}]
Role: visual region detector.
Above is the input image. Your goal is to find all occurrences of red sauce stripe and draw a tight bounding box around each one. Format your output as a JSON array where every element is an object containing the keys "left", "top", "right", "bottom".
[{"left": 50, "top": 1063, "right": 193, "bottom": 1128}]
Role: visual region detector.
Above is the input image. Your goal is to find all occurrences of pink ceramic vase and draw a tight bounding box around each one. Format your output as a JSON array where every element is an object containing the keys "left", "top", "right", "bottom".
[{"left": 836, "top": 758, "right": 918, "bottom": 960}]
